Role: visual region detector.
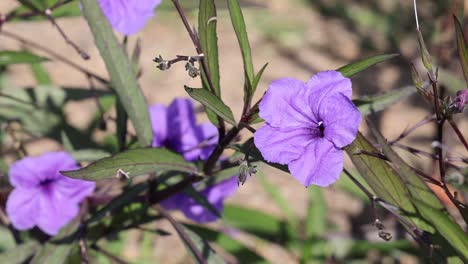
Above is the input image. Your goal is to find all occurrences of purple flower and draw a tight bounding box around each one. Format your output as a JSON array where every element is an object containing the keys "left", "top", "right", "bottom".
[
  {"left": 148, "top": 98, "right": 237, "bottom": 222},
  {"left": 160, "top": 177, "right": 238, "bottom": 223},
  {"left": 6, "top": 152, "right": 95, "bottom": 236},
  {"left": 254, "top": 71, "right": 361, "bottom": 187},
  {"left": 149, "top": 98, "right": 218, "bottom": 161},
  {"left": 98, "top": 0, "right": 162, "bottom": 35}
]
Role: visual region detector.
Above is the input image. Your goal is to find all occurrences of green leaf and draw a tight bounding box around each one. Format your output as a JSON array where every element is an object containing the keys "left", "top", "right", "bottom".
[
  {"left": 61, "top": 148, "right": 200, "bottom": 181},
  {"left": 198, "top": 0, "right": 220, "bottom": 96},
  {"left": 87, "top": 182, "right": 149, "bottom": 225},
  {"left": 227, "top": 0, "right": 254, "bottom": 95},
  {"left": 367, "top": 122, "right": 444, "bottom": 210},
  {"left": 184, "top": 185, "right": 221, "bottom": 218},
  {"left": 353, "top": 85, "right": 416, "bottom": 116},
  {"left": 69, "top": 149, "right": 111, "bottom": 162},
  {"left": 454, "top": 15, "right": 468, "bottom": 86},
  {"left": 0, "top": 50, "right": 48, "bottom": 66},
  {"left": 302, "top": 186, "right": 326, "bottom": 263},
  {"left": 223, "top": 205, "right": 295, "bottom": 244},
  {"left": 182, "top": 227, "right": 226, "bottom": 264},
  {"left": 81, "top": 0, "right": 153, "bottom": 147},
  {"left": 31, "top": 63, "right": 52, "bottom": 85},
  {"left": 0, "top": 241, "right": 40, "bottom": 264},
  {"left": 251, "top": 63, "right": 268, "bottom": 93},
  {"left": 337, "top": 53, "right": 399, "bottom": 77},
  {"left": 184, "top": 86, "right": 236, "bottom": 126},
  {"left": 185, "top": 224, "right": 267, "bottom": 263},
  {"left": 343, "top": 133, "right": 418, "bottom": 223},
  {"left": 31, "top": 216, "right": 80, "bottom": 264},
  {"left": 257, "top": 171, "right": 298, "bottom": 231},
  {"left": 412, "top": 199, "right": 468, "bottom": 261}
]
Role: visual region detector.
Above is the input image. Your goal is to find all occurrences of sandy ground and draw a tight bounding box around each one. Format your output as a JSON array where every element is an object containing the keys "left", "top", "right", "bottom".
[{"left": 0, "top": 0, "right": 467, "bottom": 263}]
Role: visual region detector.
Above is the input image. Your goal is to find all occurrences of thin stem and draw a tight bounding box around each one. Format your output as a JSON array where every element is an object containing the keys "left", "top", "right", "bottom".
[
  {"left": 153, "top": 205, "right": 208, "bottom": 264},
  {"left": 171, "top": 0, "right": 225, "bottom": 137},
  {"left": 389, "top": 114, "right": 436, "bottom": 144},
  {"left": 447, "top": 118, "right": 468, "bottom": 151},
  {"left": 413, "top": 0, "right": 420, "bottom": 30},
  {"left": 91, "top": 244, "right": 129, "bottom": 264},
  {"left": 0, "top": 30, "right": 108, "bottom": 85},
  {"left": 16, "top": 0, "right": 89, "bottom": 59}
]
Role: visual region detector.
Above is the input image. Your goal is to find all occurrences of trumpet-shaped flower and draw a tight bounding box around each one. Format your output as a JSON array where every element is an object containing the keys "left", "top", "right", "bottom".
[
  {"left": 149, "top": 98, "right": 237, "bottom": 222},
  {"left": 98, "top": 0, "right": 162, "bottom": 35},
  {"left": 254, "top": 71, "right": 361, "bottom": 187},
  {"left": 6, "top": 152, "right": 95, "bottom": 236}
]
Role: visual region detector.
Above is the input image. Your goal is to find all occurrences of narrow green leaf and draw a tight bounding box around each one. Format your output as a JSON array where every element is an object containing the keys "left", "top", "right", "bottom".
[
  {"left": 257, "top": 171, "right": 298, "bottom": 231},
  {"left": 305, "top": 186, "right": 326, "bottom": 237},
  {"left": 227, "top": 0, "right": 254, "bottom": 95},
  {"left": 81, "top": 0, "right": 153, "bottom": 146},
  {"left": 367, "top": 122, "right": 444, "bottom": 210},
  {"left": 61, "top": 131, "right": 74, "bottom": 152},
  {"left": 412, "top": 199, "right": 468, "bottom": 261},
  {"left": 337, "top": 53, "right": 399, "bottom": 77},
  {"left": 223, "top": 205, "right": 295, "bottom": 243},
  {"left": 353, "top": 85, "right": 416, "bottom": 116},
  {"left": 0, "top": 50, "right": 48, "bottom": 66},
  {"left": 454, "top": 15, "right": 468, "bottom": 86},
  {"left": 344, "top": 133, "right": 418, "bottom": 221},
  {"left": 69, "top": 149, "right": 111, "bottom": 162},
  {"left": 87, "top": 182, "right": 149, "bottom": 225},
  {"left": 417, "top": 30, "right": 434, "bottom": 73},
  {"left": 182, "top": 227, "right": 226, "bottom": 264},
  {"left": 31, "top": 63, "right": 52, "bottom": 85},
  {"left": 0, "top": 241, "right": 40, "bottom": 264},
  {"left": 251, "top": 63, "right": 268, "bottom": 92},
  {"left": 185, "top": 224, "right": 267, "bottom": 263},
  {"left": 31, "top": 216, "right": 80, "bottom": 264},
  {"left": 302, "top": 186, "right": 326, "bottom": 263},
  {"left": 198, "top": 0, "right": 220, "bottom": 96},
  {"left": 184, "top": 186, "right": 221, "bottom": 218},
  {"left": 184, "top": 86, "right": 236, "bottom": 126},
  {"left": 61, "top": 148, "right": 200, "bottom": 181}
]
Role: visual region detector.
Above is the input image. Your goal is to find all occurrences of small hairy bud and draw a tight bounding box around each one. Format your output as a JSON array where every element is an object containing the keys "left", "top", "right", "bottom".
[
  {"left": 238, "top": 159, "right": 257, "bottom": 186},
  {"left": 153, "top": 55, "right": 170, "bottom": 71},
  {"left": 185, "top": 61, "right": 200, "bottom": 78}
]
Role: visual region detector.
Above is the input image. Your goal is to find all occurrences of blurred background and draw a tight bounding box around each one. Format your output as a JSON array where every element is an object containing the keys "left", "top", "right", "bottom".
[{"left": 0, "top": 0, "right": 467, "bottom": 263}]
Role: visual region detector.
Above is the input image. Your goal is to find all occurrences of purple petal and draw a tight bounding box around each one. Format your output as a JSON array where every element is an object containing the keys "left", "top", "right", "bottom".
[
  {"left": 195, "top": 123, "right": 218, "bottom": 160},
  {"left": 306, "top": 71, "right": 352, "bottom": 116},
  {"left": 149, "top": 104, "right": 169, "bottom": 147},
  {"left": 9, "top": 152, "right": 78, "bottom": 188},
  {"left": 254, "top": 124, "right": 317, "bottom": 164},
  {"left": 183, "top": 177, "right": 238, "bottom": 223},
  {"left": 53, "top": 177, "right": 96, "bottom": 205},
  {"left": 36, "top": 187, "right": 80, "bottom": 236},
  {"left": 6, "top": 188, "right": 41, "bottom": 230},
  {"left": 259, "top": 78, "right": 316, "bottom": 128},
  {"left": 319, "top": 94, "right": 361, "bottom": 148},
  {"left": 288, "top": 139, "right": 343, "bottom": 187},
  {"left": 167, "top": 98, "right": 206, "bottom": 161},
  {"left": 98, "top": 0, "right": 162, "bottom": 35}
]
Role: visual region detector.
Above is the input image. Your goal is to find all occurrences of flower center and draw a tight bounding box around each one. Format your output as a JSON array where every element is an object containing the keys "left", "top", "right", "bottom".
[{"left": 318, "top": 121, "right": 325, "bottom": 138}]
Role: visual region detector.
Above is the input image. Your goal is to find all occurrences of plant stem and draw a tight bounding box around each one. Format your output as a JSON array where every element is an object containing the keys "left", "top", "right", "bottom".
[{"left": 447, "top": 118, "right": 468, "bottom": 151}]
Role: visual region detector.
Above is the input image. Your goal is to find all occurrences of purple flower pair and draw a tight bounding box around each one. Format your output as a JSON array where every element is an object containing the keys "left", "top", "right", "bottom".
[
  {"left": 149, "top": 98, "right": 238, "bottom": 223},
  {"left": 98, "top": 0, "right": 162, "bottom": 35},
  {"left": 254, "top": 71, "right": 361, "bottom": 187},
  {"left": 6, "top": 152, "right": 95, "bottom": 236}
]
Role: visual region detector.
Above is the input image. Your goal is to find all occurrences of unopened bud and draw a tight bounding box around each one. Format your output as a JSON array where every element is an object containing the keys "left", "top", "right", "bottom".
[
  {"left": 450, "top": 89, "right": 468, "bottom": 113},
  {"left": 153, "top": 55, "right": 170, "bottom": 71},
  {"left": 238, "top": 159, "right": 257, "bottom": 186},
  {"left": 378, "top": 230, "right": 392, "bottom": 241},
  {"left": 185, "top": 62, "right": 200, "bottom": 78},
  {"left": 417, "top": 30, "right": 434, "bottom": 75}
]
